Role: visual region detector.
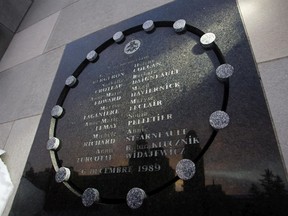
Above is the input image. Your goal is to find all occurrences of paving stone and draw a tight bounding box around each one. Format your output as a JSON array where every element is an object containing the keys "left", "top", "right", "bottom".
[
  {"left": 0, "top": 12, "right": 60, "bottom": 72},
  {"left": 0, "top": 47, "right": 64, "bottom": 123},
  {"left": 18, "top": 0, "right": 79, "bottom": 32},
  {"left": 258, "top": 57, "right": 288, "bottom": 171},
  {"left": 0, "top": 121, "right": 13, "bottom": 149},
  {"left": 1, "top": 115, "right": 41, "bottom": 216},
  {"left": 238, "top": 0, "right": 288, "bottom": 63}
]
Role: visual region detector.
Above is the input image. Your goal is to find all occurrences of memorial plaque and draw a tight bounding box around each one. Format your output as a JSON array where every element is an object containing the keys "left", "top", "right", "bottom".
[
  {"left": 10, "top": 0, "right": 288, "bottom": 215},
  {"left": 52, "top": 22, "right": 226, "bottom": 199}
]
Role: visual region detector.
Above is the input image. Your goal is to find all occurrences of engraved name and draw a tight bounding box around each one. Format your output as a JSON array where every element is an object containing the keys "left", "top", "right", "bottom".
[
  {"left": 132, "top": 69, "right": 179, "bottom": 84},
  {"left": 83, "top": 109, "right": 119, "bottom": 120},
  {"left": 126, "top": 138, "right": 199, "bottom": 152},
  {"left": 83, "top": 139, "right": 115, "bottom": 146},
  {"left": 77, "top": 155, "right": 112, "bottom": 163},
  {"left": 129, "top": 100, "right": 162, "bottom": 111},
  {"left": 93, "top": 72, "right": 125, "bottom": 84},
  {"left": 95, "top": 123, "right": 117, "bottom": 131},
  {"left": 127, "top": 113, "right": 172, "bottom": 126},
  {"left": 133, "top": 61, "right": 161, "bottom": 73},
  {"left": 131, "top": 82, "right": 180, "bottom": 97},
  {"left": 126, "top": 128, "right": 187, "bottom": 141},
  {"left": 94, "top": 96, "right": 122, "bottom": 105},
  {"left": 126, "top": 148, "right": 184, "bottom": 159},
  {"left": 94, "top": 84, "right": 123, "bottom": 94}
]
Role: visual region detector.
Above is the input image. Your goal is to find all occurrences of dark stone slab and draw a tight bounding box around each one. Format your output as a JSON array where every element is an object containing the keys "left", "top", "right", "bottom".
[{"left": 10, "top": 0, "right": 288, "bottom": 215}]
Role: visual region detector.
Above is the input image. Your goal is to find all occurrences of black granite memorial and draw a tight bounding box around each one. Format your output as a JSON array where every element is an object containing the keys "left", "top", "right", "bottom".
[{"left": 10, "top": 0, "right": 288, "bottom": 215}]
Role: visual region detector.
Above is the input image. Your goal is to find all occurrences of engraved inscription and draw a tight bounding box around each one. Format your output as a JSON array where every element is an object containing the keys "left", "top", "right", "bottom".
[{"left": 73, "top": 47, "right": 197, "bottom": 175}]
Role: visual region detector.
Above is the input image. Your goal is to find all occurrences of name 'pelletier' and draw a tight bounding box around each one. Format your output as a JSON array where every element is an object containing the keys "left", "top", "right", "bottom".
[{"left": 128, "top": 113, "right": 172, "bottom": 126}]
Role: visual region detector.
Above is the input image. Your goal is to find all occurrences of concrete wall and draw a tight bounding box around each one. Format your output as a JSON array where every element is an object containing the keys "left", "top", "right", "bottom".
[{"left": 0, "top": 0, "right": 32, "bottom": 59}]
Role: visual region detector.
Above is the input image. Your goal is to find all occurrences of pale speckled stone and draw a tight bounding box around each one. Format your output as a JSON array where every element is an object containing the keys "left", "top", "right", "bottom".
[
  {"left": 65, "top": 75, "right": 77, "bottom": 87},
  {"left": 82, "top": 188, "right": 100, "bottom": 207},
  {"left": 142, "top": 20, "right": 155, "bottom": 32},
  {"left": 200, "top": 33, "right": 216, "bottom": 48},
  {"left": 86, "top": 50, "right": 98, "bottom": 61},
  {"left": 173, "top": 19, "right": 186, "bottom": 32},
  {"left": 126, "top": 188, "right": 146, "bottom": 209},
  {"left": 55, "top": 167, "right": 71, "bottom": 183},
  {"left": 51, "top": 105, "right": 63, "bottom": 118},
  {"left": 209, "top": 111, "right": 230, "bottom": 130},
  {"left": 216, "top": 64, "right": 234, "bottom": 81},
  {"left": 176, "top": 159, "right": 196, "bottom": 180},
  {"left": 113, "top": 31, "right": 125, "bottom": 43},
  {"left": 46, "top": 137, "right": 60, "bottom": 150}
]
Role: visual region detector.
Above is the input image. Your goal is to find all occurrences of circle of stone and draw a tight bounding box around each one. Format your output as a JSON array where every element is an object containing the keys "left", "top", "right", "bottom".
[
  {"left": 200, "top": 32, "right": 216, "bottom": 48},
  {"left": 209, "top": 110, "right": 230, "bottom": 130},
  {"left": 51, "top": 105, "right": 63, "bottom": 118},
  {"left": 176, "top": 159, "right": 196, "bottom": 180},
  {"left": 126, "top": 188, "right": 146, "bottom": 209},
  {"left": 65, "top": 75, "right": 77, "bottom": 87},
  {"left": 86, "top": 50, "right": 98, "bottom": 61},
  {"left": 113, "top": 31, "right": 125, "bottom": 43},
  {"left": 142, "top": 20, "right": 155, "bottom": 32},
  {"left": 46, "top": 137, "right": 60, "bottom": 150},
  {"left": 173, "top": 19, "right": 186, "bottom": 32},
  {"left": 82, "top": 188, "right": 100, "bottom": 207},
  {"left": 48, "top": 20, "right": 232, "bottom": 207},
  {"left": 55, "top": 167, "right": 71, "bottom": 183},
  {"left": 216, "top": 64, "right": 234, "bottom": 81}
]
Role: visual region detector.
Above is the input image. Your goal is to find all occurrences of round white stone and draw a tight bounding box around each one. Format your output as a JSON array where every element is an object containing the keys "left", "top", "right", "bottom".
[
  {"left": 82, "top": 188, "right": 100, "bottom": 207},
  {"left": 126, "top": 188, "right": 146, "bottom": 209},
  {"left": 173, "top": 19, "right": 186, "bottom": 32},
  {"left": 65, "top": 76, "right": 77, "bottom": 87},
  {"left": 51, "top": 105, "right": 63, "bottom": 118},
  {"left": 113, "top": 31, "right": 125, "bottom": 43},
  {"left": 200, "top": 33, "right": 216, "bottom": 48},
  {"left": 55, "top": 167, "right": 71, "bottom": 183},
  {"left": 176, "top": 159, "right": 196, "bottom": 180},
  {"left": 216, "top": 64, "right": 234, "bottom": 81},
  {"left": 209, "top": 111, "right": 230, "bottom": 130},
  {"left": 142, "top": 20, "right": 155, "bottom": 32},
  {"left": 46, "top": 137, "right": 60, "bottom": 150},
  {"left": 86, "top": 50, "right": 98, "bottom": 61}
]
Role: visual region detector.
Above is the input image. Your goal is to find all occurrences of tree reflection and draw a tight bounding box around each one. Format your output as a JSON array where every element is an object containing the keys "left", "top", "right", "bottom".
[{"left": 245, "top": 169, "right": 288, "bottom": 216}]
